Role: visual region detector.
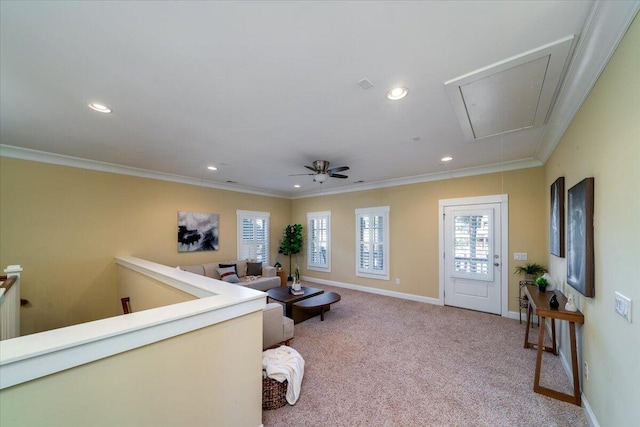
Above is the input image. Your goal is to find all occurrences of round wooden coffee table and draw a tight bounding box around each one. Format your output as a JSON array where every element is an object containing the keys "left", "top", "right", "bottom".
[
  {"left": 266, "top": 286, "right": 324, "bottom": 321},
  {"left": 293, "top": 291, "right": 341, "bottom": 321}
]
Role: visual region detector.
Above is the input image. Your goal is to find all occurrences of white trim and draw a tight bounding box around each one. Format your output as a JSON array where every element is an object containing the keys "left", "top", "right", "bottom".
[
  {"left": 293, "top": 159, "right": 541, "bottom": 199},
  {"left": 236, "top": 210, "right": 271, "bottom": 263},
  {"left": 3, "top": 265, "right": 23, "bottom": 274},
  {"left": 301, "top": 276, "right": 442, "bottom": 306},
  {"left": 236, "top": 210, "right": 271, "bottom": 219},
  {"left": 0, "top": 257, "right": 266, "bottom": 390},
  {"left": 1, "top": 3, "right": 635, "bottom": 203},
  {"left": 556, "top": 337, "right": 600, "bottom": 427},
  {"left": 536, "top": 1, "right": 640, "bottom": 162},
  {"left": 439, "top": 194, "right": 509, "bottom": 316},
  {"left": 582, "top": 394, "right": 601, "bottom": 427},
  {"left": 1, "top": 144, "right": 539, "bottom": 200},
  {"left": 116, "top": 256, "right": 218, "bottom": 298},
  {"left": 0, "top": 144, "right": 290, "bottom": 199},
  {"left": 445, "top": 35, "right": 575, "bottom": 141},
  {"left": 355, "top": 206, "right": 390, "bottom": 281},
  {"left": 506, "top": 311, "right": 521, "bottom": 321},
  {"left": 307, "top": 211, "right": 331, "bottom": 273}
]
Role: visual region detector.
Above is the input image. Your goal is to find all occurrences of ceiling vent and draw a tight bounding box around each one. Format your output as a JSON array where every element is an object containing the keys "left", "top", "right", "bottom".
[{"left": 444, "top": 35, "right": 574, "bottom": 141}]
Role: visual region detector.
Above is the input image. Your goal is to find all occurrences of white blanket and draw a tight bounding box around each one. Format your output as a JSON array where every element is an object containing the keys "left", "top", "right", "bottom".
[{"left": 262, "top": 346, "right": 305, "bottom": 405}]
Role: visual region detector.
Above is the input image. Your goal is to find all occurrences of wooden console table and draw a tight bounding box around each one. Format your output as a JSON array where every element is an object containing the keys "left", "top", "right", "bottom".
[
  {"left": 523, "top": 285, "right": 584, "bottom": 406},
  {"left": 276, "top": 269, "right": 287, "bottom": 287}
]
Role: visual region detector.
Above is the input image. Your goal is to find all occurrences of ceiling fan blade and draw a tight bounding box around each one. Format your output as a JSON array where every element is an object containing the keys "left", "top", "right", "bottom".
[
  {"left": 304, "top": 165, "right": 317, "bottom": 172},
  {"left": 330, "top": 173, "right": 349, "bottom": 179},
  {"left": 288, "top": 173, "right": 315, "bottom": 176},
  {"left": 328, "top": 166, "right": 349, "bottom": 174}
]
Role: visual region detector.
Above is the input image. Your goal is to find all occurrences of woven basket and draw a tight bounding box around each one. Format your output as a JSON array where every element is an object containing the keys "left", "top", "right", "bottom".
[{"left": 262, "top": 376, "right": 287, "bottom": 410}]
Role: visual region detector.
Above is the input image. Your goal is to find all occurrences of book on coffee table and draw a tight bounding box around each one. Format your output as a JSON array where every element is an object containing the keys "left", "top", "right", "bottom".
[{"left": 290, "top": 289, "right": 304, "bottom": 296}]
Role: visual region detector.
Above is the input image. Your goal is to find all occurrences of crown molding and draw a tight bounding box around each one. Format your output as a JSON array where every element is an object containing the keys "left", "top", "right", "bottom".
[
  {"left": 535, "top": 0, "right": 640, "bottom": 162},
  {"left": 2, "top": 144, "right": 544, "bottom": 200},
  {"left": 291, "top": 158, "right": 542, "bottom": 199},
  {"left": 0, "top": 144, "right": 290, "bottom": 199}
]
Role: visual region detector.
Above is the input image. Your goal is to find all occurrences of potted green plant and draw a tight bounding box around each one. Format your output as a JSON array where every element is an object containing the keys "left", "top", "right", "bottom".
[
  {"left": 535, "top": 276, "right": 550, "bottom": 292},
  {"left": 514, "top": 262, "right": 547, "bottom": 282},
  {"left": 278, "top": 224, "right": 303, "bottom": 281}
]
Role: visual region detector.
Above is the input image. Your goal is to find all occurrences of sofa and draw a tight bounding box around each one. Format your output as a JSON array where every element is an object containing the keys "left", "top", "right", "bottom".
[
  {"left": 178, "top": 259, "right": 280, "bottom": 291},
  {"left": 263, "top": 303, "right": 294, "bottom": 350}
]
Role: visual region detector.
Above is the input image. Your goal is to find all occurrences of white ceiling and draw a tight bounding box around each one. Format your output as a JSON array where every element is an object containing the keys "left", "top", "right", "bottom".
[{"left": 0, "top": 1, "right": 635, "bottom": 198}]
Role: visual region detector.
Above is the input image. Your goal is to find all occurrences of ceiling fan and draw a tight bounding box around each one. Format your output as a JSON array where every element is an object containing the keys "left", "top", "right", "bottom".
[{"left": 290, "top": 160, "right": 350, "bottom": 183}]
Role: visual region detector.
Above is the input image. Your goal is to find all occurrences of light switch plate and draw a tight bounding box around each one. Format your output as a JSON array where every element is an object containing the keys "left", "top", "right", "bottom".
[
  {"left": 615, "top": 292, "right": 632, "bottom": 323},
  {"left": 514, "top": 252, "right": 528, "bottom": 261}
]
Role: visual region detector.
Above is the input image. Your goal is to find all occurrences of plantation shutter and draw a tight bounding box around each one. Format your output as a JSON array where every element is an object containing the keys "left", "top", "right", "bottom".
[
  {"left": 355, "top": 206, "right": 389, "bottom": 280},
  {"left": 307, "top": 212, "right": 331, "bottom": 271},
  {"left": 452, "top": 210, "right": 493, "bottom": 281},
  {"left": 237, "top": 210, "right": 270, "bottom": 264}
]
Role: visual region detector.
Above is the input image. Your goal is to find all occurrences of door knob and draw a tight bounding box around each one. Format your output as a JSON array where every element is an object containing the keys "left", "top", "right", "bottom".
[{"left": 494, "top": 263, "right": 500, "bottom": 266}]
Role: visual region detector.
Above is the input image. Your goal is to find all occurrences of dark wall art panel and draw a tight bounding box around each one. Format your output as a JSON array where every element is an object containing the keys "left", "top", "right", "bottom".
[
  {"left": 550, "top": 177, "right": 565, "bottom": 257},
  {"left": 566, "top": 178, "right": 595, "bottom": 297},
  {"left": 178, "top": 211, "right": 219, "bottom": 252}
]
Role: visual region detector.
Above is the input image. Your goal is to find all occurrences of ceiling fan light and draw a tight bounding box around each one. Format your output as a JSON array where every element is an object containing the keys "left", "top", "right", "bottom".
[{"left": 314, "top": 173, "right": 328, "bottom": 183}]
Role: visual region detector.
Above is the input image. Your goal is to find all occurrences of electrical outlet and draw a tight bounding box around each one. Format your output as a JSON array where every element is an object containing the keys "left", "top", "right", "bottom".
[
  {"left": 615, "top": 292, "right": 632, "bottom": 323},
  {"left": 584, "top": 361, "right": 589, "bottom": 381},
  {"left": 395, "top": 278, "right": 401, "bottom": 285},
  {"left": 514, "top": 252, "right": 528, "bottom": 261}
]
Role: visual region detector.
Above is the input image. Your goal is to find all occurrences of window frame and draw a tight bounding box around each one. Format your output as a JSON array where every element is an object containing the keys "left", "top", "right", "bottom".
[
  {"left": 355, "top": 206, "right": 390, "bottom": 280},
  {"left": 307, "top": 211, "right": 331, "bottom": 272},
  {"left": 236, "top": 210, "right": 270, "bottom": 265}
]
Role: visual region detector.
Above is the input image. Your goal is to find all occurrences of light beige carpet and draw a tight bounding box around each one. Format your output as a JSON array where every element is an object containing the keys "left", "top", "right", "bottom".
[{"left": 262, "top": 283, "right": 589, "bottom": 426}]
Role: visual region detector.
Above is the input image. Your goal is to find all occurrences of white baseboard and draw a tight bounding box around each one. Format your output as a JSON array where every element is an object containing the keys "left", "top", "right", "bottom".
[
  {"left": 557, "top": 336, "right": 600, "bottom": 427},
  {"left": 582, "top": 394, "right": 600, "bottom": 427},
  {"left": 300, "top": 276, "right": 443, "bottom": 306},
  {"left": 507, "top": 310, "right": 523, "bottom": 321}
]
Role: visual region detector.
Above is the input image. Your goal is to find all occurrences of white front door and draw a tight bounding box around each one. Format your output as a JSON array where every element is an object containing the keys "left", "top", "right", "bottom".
[{"left": 443, "top": 202, "right": 502, "bottom": 314}]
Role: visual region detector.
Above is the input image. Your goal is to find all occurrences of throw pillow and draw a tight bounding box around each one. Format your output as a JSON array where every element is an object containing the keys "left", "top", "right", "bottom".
[
  {"left": 246, "top": 262, "right": 263, "bottom": 276},
  {"left": 219, "top": 263, "right": 237, "bottom": 275},
  {"left": 217, "top": 266, "right": 240, "bottom": 283}
]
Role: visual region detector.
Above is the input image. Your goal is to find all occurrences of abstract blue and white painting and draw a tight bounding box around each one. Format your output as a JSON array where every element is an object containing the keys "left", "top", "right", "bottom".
[{"left": 178, "top": 211, "right": 219, "bottom": 252}]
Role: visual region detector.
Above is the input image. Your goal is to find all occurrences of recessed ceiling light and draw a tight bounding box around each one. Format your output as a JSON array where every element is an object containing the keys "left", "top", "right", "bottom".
[
  {"left": 387, "top": 87, "right": 408, "bottom": 100},
  {"left": 207, "top": 166, "right": 218, "bottom": 171},
  {"left": 294, "top": 184, "right": 301, "bottom": 188},
  {"left": 88, "top": 103, "right": 112, "bottom": 113},
  {"left": 441, "top": 156, "right": 454, "bottom": 162}
]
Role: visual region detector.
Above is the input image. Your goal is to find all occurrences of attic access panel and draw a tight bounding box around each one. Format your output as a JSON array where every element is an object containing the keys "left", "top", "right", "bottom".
[{"left": 445, "top": 35, "right": 574, "bottom": 141}]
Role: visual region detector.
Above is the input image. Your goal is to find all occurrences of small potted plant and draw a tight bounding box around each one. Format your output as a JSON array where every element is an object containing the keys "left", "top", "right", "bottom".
[
  {"left": 514, "top": 263, "right": 547, "bottom": 282},
  {"left": 535, "top": 276, "right": 550, "bottom": 292}
]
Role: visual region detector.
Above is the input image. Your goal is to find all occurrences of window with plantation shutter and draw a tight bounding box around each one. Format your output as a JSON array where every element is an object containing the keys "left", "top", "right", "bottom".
[
  {"left": 452, "top": 210, "right": 493, "bottom": 281},
  {"left": 307, "top": 211, "right": 331, "bottom": 272},
  {"left": 236, "top": 210, "right": 270, "bottom": 265},
  {"left": 355, "top": 206, "right": 390, "bottom": 280}
]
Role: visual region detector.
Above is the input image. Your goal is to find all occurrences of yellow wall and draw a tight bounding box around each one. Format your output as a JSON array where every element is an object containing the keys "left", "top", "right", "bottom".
[
  {"left": 0, "top": 310, "right": 263, "bottom": 427},
  {"left": 544, "top": 15, "right": 639, "bottom": 425},
  {"left": 293, "top": 167, "right": 547, "bottom": 311},
  {"left": 117, "top": 266, "right": 196, "bottom": 312},
  {"left": 0, "top": 158, "right": 290, "bottom": 335},
  {"left": 2, "top": 17, "right": 638, "bottom": 427}
]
